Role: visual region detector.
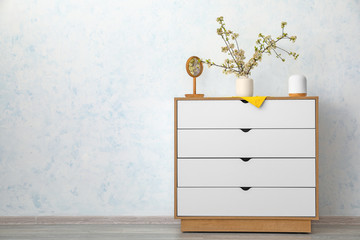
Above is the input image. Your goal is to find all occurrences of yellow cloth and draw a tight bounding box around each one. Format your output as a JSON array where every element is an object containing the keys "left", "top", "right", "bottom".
[{"left": 240, "top": 96, "right": 267, "bottom": 108}]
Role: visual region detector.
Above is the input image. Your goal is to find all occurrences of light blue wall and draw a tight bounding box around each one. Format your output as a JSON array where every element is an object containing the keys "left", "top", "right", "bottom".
[{"left": 0, "top": 0, "right": 359, "bottom": 216}]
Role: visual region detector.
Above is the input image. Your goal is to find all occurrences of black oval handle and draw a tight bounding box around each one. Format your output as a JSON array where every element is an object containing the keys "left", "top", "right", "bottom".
[
  {"left": 240, "top": 158, "right": 251, "bottom": 162},
  {"left": 240, "top": 100, "right": 248, "bottom": 104},
  {"left": 240, "top": 187, "right": 251, "bottom": 191},
  {"left": 240, "top": 128, "right": 251, "bottom": 132}
]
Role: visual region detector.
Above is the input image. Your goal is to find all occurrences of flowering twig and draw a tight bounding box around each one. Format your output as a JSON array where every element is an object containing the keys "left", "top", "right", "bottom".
[{"left": 202, "top": 17, "right": 299, "bottom": 77}]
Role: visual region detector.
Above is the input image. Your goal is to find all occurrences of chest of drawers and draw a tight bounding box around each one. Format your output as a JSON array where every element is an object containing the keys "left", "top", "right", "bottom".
[{"left": 174, "top": 97, "right": 319, "bottom": 233}]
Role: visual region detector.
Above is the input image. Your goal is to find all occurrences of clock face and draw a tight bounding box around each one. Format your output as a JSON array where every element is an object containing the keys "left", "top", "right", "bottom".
[{"left": 186, "top": 56, "right": 203, "bottom": 78}]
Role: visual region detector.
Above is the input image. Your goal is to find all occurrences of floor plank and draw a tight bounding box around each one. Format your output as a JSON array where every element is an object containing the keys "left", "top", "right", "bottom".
[{"left": 0, "top": 224, "right": 359, "bottom": 240}]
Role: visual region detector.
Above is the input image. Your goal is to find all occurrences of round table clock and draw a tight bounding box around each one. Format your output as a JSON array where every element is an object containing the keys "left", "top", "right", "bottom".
[{"left": 185, "top": 56, "right": 204, "bottom": 98}]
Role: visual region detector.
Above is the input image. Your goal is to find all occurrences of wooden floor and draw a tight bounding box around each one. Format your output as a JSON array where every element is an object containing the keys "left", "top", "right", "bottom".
[{"left": 0, "top": 224, "right": 360, "bottom": 240}]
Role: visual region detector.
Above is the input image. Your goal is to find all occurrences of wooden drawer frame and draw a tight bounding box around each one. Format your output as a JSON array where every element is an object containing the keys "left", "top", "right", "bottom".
[{"left": 174, "top": 97, "right": 319, "bottom": 233}]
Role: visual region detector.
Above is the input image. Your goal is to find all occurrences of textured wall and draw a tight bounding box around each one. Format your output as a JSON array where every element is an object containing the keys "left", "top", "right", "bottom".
[{"left": 0, "top": 0, "right": 359, "bottom": 216}]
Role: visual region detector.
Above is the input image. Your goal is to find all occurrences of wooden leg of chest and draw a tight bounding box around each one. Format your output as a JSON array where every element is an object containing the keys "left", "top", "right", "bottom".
[{"left": 181, "top": 219, "right": 311, "bottom": 233}]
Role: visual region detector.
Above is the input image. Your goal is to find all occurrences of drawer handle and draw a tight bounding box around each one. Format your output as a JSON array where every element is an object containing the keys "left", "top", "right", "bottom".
[
  {"left": 240, "top": 100, "right": 248, "bottom": 104},
  {"left": 240, "top": 128, "right": 251, "bottom": 132},
  {"left": 240, "top": 187, "right": 251, "bottom": 191},
  {"left": 240, "top": 158, "right": 251, "bottom": 162}
]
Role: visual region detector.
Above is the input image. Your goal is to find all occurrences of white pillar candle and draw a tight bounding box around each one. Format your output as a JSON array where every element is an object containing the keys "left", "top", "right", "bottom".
[{"left": 288, "top": 75, "right": 307, "bottom": 97}]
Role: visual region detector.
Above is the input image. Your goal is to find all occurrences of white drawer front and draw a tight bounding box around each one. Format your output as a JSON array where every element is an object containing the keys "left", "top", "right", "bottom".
[
  {"left": 178, "top": 159, "right": 315, "bottom": 187},
  {"left": 178, "top": 100, "right": 315, "bottom": 129},
  {"left": 178, "top": 129, "right": 315, "bottom": 157},
  {"left": 177, "top": 188, "right": 315, "bottom": 217}
]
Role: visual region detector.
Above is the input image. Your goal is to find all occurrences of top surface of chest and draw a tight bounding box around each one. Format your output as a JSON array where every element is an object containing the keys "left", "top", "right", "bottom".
[{"left": 176, "top": 97, "right": 317, "bottom": 129}]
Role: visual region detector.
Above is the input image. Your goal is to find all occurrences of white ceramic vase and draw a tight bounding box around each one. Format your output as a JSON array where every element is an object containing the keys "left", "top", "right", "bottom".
[{"left": 236, "top": 76, "right": 253, "bottom": 96}]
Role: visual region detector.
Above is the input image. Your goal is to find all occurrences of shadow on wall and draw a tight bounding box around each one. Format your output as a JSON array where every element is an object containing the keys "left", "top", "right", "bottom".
[{"left": 318, "top": 98, "right": 359, "bottom": 215}]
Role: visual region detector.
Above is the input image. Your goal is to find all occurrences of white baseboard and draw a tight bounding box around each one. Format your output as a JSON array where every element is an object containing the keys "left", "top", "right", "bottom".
[{"left": 1, "top": 216, "right": 359, "bottom": 225}]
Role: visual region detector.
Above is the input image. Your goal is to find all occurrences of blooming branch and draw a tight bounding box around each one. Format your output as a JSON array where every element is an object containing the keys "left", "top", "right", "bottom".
[{"left": 202, "top": 17, "right": 299, "bottom": 77}]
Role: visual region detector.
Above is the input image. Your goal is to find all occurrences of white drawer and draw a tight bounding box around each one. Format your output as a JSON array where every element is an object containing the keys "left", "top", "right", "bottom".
[
  {"left": 178, "top": 159, "right": 315, "bottom": 187},
  {"left": 178, "top": 129, "right": 315, "bottom": 157},
  {"left": 177, "top": 188, "right": 315, "bottom": 217},
  {"left": 177, "top": 100, "right": 315, "bottom": 129}
]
